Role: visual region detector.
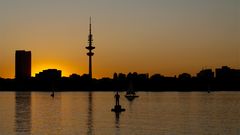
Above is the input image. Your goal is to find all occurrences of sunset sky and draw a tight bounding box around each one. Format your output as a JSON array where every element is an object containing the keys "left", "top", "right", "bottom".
[{"left": 0, "top": 0, "right": 239, "bottom": 78}]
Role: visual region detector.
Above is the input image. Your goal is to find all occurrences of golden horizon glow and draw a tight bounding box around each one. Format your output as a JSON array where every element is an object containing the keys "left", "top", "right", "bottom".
[
  {"left": 32, "top": 64, "right": 71, "bottom": 77},
  {"left": 0, "top": 0, "right": 239, "bottom": 79}
]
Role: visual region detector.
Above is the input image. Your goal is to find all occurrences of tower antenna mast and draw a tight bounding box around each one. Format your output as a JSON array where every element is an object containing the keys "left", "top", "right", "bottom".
[{"left": 86, "top": 17, "right": 95, "bottom": 79}]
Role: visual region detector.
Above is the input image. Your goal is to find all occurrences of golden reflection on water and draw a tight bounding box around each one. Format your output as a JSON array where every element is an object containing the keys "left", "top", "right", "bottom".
[
  {"left": 32, "top": 92, "right": 62, "bottom": 134},
  {"left": 0, "top": 92, "right": 240, "bottom": 135},
  {"left": 15, "top": 92, "right": 31, "bottom": 135},
  {"left": 87, "top": 92, "right": 93, "bottom": 135},
  {"left": 0, "top": 92, "right": 15, "bottom": 135}
]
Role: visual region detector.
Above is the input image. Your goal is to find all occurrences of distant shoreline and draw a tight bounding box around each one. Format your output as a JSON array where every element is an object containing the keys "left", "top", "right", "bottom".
[
  {"left": 1, "top": 90, "right": 240, "bottom": 92},
  {"left": 1, "top": 66, "right": 240, "bottom": 91}
]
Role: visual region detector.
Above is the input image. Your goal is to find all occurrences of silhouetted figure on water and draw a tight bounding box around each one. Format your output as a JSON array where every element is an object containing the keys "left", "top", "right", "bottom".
[
  {"left": 115, "top": 91, "right": 120, "bottom": 106},
  {"left": 111, "top": 91, "right": 125, "bottom": 112}
]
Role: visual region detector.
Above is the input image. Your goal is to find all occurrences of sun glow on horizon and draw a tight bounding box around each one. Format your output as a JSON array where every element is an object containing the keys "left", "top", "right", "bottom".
[
  {"left": 32, "top": 63, "right": 72, "bottom": 77},
  {"left": 0, "top": 0, "right": 239, "bottom": 79}
]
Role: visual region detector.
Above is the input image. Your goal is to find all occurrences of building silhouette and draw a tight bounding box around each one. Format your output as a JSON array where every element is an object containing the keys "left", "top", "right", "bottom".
[
  {"left": 35, "top": 69, "right": 62, "bottom": 80},
  {"left": 216, "top": 66, "right": 240, "bottom": 80},
  {"left": 15, "top": 50, "right": 31, "bottom": 80},
  {"left": 197, "top": 69, "right": 214, "bottom": 80},
  {"left": 86, "top": 17, "right": 95, "bottom": 79}
]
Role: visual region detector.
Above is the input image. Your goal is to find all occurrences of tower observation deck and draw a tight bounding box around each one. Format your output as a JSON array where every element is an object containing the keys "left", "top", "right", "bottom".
[{"left": 85, "top": 17, "right": 95, "bottom": 79}]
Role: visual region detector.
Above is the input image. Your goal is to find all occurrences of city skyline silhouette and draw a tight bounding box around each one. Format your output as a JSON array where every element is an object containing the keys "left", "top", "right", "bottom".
[{"left": 2, "top": 50, "right": 239, "bottom": 81}]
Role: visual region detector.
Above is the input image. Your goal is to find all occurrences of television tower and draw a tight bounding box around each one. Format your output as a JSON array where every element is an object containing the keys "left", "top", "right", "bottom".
[{"left": 86, "top": 17, "right": 95, "bottom": 79}]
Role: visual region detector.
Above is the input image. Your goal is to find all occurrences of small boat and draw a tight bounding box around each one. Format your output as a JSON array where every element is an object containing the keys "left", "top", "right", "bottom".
[
  {"left": 51, "top": 84, "right": 55, "bottom": 98},
  {"left": 125, "top": 91, "right": 139, "bottom": 98},
  {"left": 207, "top": 85, "right": 211, "bottom": 93},
  {"left": 125, "top": 83, "right": 139, "bottom": 99},
  {"left": 207, "top": 89, "right": 210, "bottom": 93},
  {"left": 51, "top": 91, "right": 54, "bottom": 98}
]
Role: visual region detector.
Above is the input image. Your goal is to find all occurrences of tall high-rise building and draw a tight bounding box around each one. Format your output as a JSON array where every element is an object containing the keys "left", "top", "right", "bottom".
[
  {"left": 15, "top": 50, "right": 31, "bottom": 79},
  {"left": 86, "top": 17, "right": 95, "bottom": 79}
]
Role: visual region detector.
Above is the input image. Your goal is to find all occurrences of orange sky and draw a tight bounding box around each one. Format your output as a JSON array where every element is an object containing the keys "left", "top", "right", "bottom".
[{"left": 0, "top": 0, "right": 239, "bottom": 78}]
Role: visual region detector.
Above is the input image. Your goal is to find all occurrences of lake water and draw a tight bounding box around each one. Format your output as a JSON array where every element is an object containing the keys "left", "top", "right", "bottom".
[{"left": 0, "top": 91, "right": 240, "bottom": 135}]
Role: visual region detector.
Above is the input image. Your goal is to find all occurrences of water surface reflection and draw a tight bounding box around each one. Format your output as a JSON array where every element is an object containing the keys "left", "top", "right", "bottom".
[
  {"left": 87, "top": 92, "right": 93, "bottom": 135},
  {"left": 0, "top": 92, "right": 239, "bottom": 135},
  {"left": 15, "top": 92, "right": 31, "bottom": 135}
]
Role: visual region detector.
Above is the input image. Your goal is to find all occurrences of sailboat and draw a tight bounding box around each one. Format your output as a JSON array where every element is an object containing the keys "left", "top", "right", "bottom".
[
  {"left": 125, "top": 83, "right": 139, "bottom": 100},
  {"left": 50, "top": 83, "right": 55, "bottom": 98},
  {"left": 207, "top": 84, "right": 211, "bottom": 93},
  {"left": 51, "top": 91, "right": 54, "bottom": 98}
]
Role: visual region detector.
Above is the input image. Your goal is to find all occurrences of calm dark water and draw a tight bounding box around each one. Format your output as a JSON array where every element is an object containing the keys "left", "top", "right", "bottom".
[{"left": 0, "top": 91, "right": 240, "bottom": 135}]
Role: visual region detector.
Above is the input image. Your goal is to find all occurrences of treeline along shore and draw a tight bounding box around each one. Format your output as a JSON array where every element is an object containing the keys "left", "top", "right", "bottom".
[{"left": 0, "top": 66, "right": 240, "bottom": 91}]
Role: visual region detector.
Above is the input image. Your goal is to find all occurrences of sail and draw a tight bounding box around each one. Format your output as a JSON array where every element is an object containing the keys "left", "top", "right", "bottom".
[{"left": 126, "top": 83, "right": 136, "bottom": 95}]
